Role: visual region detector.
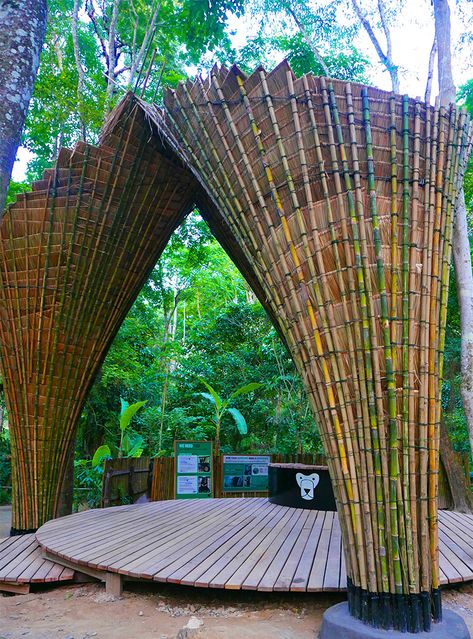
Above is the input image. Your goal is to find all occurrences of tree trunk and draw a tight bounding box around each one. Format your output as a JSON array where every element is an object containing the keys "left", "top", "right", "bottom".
[
  {"left": 0, "top": 0, "right": 47, "bottom": 216},
  {"left": 57, "top": 445, "right": 75, "bottom": 518},
  {"left": 433, "top": 0, "right": 456, "bottom": 105},
  {"left": 453, "top": 191, "right": 473, "bottom": 454},
  {"left": 439, "top": 421, "right": 473, "bottom": 512},
  {"left": 434, "top": 0, "right": 473, "bottom": 460}
]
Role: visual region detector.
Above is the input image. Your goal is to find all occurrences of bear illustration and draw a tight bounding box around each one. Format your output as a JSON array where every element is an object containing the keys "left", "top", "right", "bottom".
[{"left": 296, "top": 472, "right": 320, "bottom": 500}]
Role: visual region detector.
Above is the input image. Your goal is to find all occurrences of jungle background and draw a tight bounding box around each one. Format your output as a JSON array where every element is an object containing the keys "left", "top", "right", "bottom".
[{"left": 0, "top": 0, "right": 472, "bottom": 508}]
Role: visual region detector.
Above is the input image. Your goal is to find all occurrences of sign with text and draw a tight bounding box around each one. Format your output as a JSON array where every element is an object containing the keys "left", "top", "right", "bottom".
[
  {"left": 174, "top": 440, "right": 213, "bottom": 499},
  {"left": 222, "top": 455, "right": 271, "bottom": 492}
]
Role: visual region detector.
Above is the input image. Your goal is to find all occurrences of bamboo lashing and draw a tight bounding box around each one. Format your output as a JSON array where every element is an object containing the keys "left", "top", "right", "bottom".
[
  {"left": 0, "top": 61, "right": 471, "bottom": 632},
  {"left": 154, "top": 62, "right": 472, "bottom": 631}
]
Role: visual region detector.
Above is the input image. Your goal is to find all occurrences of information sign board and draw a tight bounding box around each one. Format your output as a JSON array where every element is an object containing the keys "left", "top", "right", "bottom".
[
  {"left": 222, "top": 455, "right": 271, "bottom": 492},
  {"left": 174, "top": 440, "right": 213, "bottom": 499}
]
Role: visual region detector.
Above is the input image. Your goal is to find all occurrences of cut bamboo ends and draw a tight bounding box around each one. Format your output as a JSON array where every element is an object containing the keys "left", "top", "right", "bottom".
[{"left": 155, "top": 62, "right": 472, "bottom": 631}]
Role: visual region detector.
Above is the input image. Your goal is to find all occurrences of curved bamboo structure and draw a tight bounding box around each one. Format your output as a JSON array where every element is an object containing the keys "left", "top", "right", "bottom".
[
  {"left": 0, "top": 97, "right": 197, "bottom": 532},
  {"left": 0, "top": 62, "right": 471, "bottom": 632},
  {"left": 155, "top": 62, "right": 472, "bottom": 630}
]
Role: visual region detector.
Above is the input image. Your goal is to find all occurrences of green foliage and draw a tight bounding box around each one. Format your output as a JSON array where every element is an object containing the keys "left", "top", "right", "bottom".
[
  {"left": 458, "top": 80, "right": 473, "bottom": 210},
  {"left": 91, "top": 445, "right": 111, "bottom": 468},
  {"left": 197, "top": 379, "right": 263, "bottom": 450},
  {"left": 0, "top": 421, "right": 11, "bottom": 505},
  {"left": 237, "top": 0, "right": 368, "bottom": 82},
  {"left": 72, "top": 210, "right": 322, "bottom": 462},
  {"left": 6, "top": 181, "right": 31, "bottom": 207},
  {"left": 74, "top": 459, "right": 103, "bottom": 509}
]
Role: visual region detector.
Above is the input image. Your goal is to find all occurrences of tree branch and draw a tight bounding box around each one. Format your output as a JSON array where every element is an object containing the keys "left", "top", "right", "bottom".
[
  {"left": 104, "top": 0, "right": 121, "bottom": 113},
  {"left": 285, "top": 4, "right": 330, "bottom": 77},
  {"left": 72, "top": 0, "right": 87, "bottom": 140},
  {"left": 128, "top": 1, "right": 161, "bottom": 85},
  {"left": 351, "top": 0, "right": 399, "bottom": 92},
  {"left": 424, "top": 36, "right": 437, "bottom": 104},
  {"left": 86, "top": 0, "right": 109, "bottom": 67}
]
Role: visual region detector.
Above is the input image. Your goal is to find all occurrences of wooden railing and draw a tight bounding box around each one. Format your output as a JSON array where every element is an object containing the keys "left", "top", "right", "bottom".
[
  {"left": 102, "top": 451, "right": 470, "bottom": 508},
  {"left": 149, "top": 452, "right": 328, "bottom": 502},
  {"left": 101, "top": 457, "right": 151, "bottom": 507}
]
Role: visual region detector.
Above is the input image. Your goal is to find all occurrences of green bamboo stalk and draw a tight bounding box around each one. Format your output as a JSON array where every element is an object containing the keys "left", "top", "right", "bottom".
[
  {"left": 325, "top": 78, "right": 390, "bottom": 594},
  {"left": 362, "top": 87, "right": 403, "bottom": 594}
]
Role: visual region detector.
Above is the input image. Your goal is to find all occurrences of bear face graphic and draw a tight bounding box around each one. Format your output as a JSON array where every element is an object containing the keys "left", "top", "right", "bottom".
[{"left": 296, "top": 472, "right": 320, "bottom": 500}]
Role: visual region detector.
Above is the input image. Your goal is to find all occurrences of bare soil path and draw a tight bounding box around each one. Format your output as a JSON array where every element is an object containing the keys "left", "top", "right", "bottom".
[{"left": 0, "top": 581, "right": 473, "bottom": 639}]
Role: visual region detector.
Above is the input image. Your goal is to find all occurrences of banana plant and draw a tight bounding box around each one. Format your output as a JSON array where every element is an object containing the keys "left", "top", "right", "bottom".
[
  {"left": 198, "top": 380, "right": 263, "bottom": 454},
  {"left": 92, "top": 398, "right": 147, "bottom": 467}
]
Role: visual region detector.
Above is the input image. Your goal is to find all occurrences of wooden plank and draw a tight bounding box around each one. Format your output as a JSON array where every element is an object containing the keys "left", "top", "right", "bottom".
[
  {"left": 164, "top": 499, "right": 271, "bottom": 585},
  {"left": 0, "top": 535, "right": 37, "bottom": 574},
  {"left": 290, "top": 511, "right": 326, "bottom": 591},
  {"left": 0, "top": 581, "right": 30, "bottom": 594},
  {"left": 41, "top": 561, "right": 75, "bottom": 583},
  {"left": 0, "top": 534, "right": 35, "bottom": 563},
  {"left": 439, "top": 547, "right": 463, "bottom": 584},
  {"left": 437, "top": 531, "right": 468, "bottom": 584},
  {"left": 40, "top": 501, "right": 188, "bottom": 562},
  {"left": 322, "top": 512, "right": 342, "bottom": 590},
  {"left": 42, "top": 550, "right": 104, "bottom": 582},
  {"left": 207, "top": 504, "right": 291, "bottom": 589},
  {"left": 122, "top": 499, "right": 251, "bottom": 579},
  {"left": 4, "top": 544, "right": 43, "bottom": 581},
  {"left": 105, "top": 572, "right": 123, "bottom": 597},
  {"left": 438, "top": 524, "right": 473, "bottom": 581},
  {"left": 189, "top": 502, "right": 282, "bottom": 587},
  {"left": 272, "top": 510, "right": 318, "bottom": 591},
  {"left": 97, "top": 500, "right": 228, "bottom": 574},
  {"left": 254, "top": 509, "right": 311, "bottom": 591},
  {"left": 307, "top": 511, "right": 335, "bottom": 592},
  {"left": 220, "top": 507, "right": 300, "bottom": 589}
]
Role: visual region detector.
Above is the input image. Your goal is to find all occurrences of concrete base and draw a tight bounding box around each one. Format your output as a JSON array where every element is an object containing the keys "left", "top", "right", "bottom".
[{"left": 319, "top": 602, "right": 471, "bottom": 639}]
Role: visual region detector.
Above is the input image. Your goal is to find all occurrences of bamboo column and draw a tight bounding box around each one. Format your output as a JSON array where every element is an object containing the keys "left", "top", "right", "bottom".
[
  {"left": 0, "top": 96, "right": 196, "bottom": 532},
  {"left": 157, "top": 62, "right": 472, "bottom": 631}
]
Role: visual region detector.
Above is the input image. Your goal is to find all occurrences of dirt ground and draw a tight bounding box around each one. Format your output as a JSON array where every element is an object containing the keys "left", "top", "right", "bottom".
[
  {"left": 1, "top": 581, "right": 473, "bottom": 639},
  {"left": 1, "top": 502, "right": 473, "bottom": 639},
  {"left": 0, "top": 581, "right": 343, "bottom": 639}
]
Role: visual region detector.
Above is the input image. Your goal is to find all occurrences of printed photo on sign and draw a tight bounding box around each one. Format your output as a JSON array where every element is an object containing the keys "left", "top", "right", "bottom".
[
  {"left": 177, "top": 475, "right": 198, "bottom": 494},
  {"left": 177, "top": 455, "right": 198, "bottom": 474},
  {"left": 224, "top": 475, "right": 244, "bottom": 488},
  {"left": 198, "top": 476, "right": 211, "bottom": 493},
  {"left": 198, "top": 456, "right": 211, "bottom": 473},
  {"left": 252, "top": 465, "right": 268, "bottom": 476}
]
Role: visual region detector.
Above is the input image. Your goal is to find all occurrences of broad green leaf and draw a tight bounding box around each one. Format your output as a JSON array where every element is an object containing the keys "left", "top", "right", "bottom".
[
  {"left": 92, "top": 444, "right": 111, "bottom": 468},
  {"left": 119, "top": 400, "right": 147, "bottom": 431},
  {"left": 120, "top": 397, "right": 129, "bottom": 416},
  {"left": 199, "top": 379, "right": 222, "bottom": 410},
  {"left": 198, "top": 392, "right": 217, "bottom": 405},
  {"left": 229, "top": 382, "right": 263, "bottom": 400},
  {"left": 127, "top": 434, "right": 145, "bottom": 458},
  {"left": 228, "top": 407, "right": 248, "bottom": 435}
]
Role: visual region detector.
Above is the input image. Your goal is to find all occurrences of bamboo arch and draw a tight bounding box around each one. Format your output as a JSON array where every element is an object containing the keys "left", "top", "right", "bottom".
[{"left": 0, "top": 62, "right": 471, "bottom": 632}]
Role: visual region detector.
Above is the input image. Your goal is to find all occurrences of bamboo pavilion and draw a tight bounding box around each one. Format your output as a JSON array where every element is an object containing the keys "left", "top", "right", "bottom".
[{"left": 0, "top": 61, "right": 471, "bottom": 633}]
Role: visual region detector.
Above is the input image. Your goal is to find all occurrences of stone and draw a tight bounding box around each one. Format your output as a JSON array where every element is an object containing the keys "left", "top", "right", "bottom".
[{"left": 319, "top": 603, "right": 471, "bottom": 639}]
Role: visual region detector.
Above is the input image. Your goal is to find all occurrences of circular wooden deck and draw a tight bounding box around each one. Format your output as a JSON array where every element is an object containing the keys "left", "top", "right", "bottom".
[{"left": 36, "top": 499, "right": 473, "bottom": 592}]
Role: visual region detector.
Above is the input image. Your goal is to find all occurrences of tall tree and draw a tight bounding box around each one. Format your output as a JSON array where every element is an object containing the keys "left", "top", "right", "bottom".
[
  {"left": 0, "top": 0, "right": 47, "bottom": 216},
  {"left": 349, "top": 0, "right": 399, "bottom": 92},
  {"left": 434, "top": 0, "right": 473, "bottom": 455}
]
